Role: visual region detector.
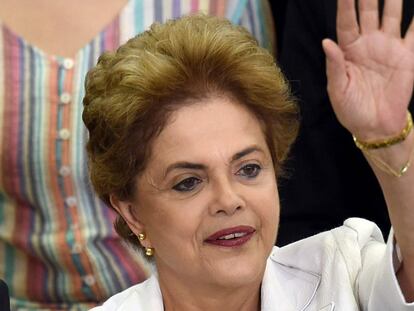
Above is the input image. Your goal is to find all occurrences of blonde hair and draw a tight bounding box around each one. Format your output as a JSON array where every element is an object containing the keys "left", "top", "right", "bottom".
[{"left": 83, "top": 14, "right": 299, "bottom": 248}]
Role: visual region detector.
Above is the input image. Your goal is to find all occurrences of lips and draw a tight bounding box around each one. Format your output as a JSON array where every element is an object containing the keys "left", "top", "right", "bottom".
[{"left": 204, "top": 225, "right": 255, "bottom": 247}]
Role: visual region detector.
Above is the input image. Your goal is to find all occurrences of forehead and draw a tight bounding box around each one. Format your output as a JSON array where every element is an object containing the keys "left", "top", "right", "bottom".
[{"left": 148, "top": 96, "right": 268, "bottom": 165}]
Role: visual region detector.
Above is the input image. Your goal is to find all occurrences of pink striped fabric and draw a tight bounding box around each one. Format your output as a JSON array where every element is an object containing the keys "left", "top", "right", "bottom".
[{"left": 0, "top": 0, "right": 274, "bottom": 309}]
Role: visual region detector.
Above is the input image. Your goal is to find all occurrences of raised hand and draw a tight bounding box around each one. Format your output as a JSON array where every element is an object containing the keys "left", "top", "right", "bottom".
[
  {"left": 323, "top": 0, "right": 414, "bottom": 141},
  {"left": 324, "top": 1, "right": 414, "bottom": 301}
]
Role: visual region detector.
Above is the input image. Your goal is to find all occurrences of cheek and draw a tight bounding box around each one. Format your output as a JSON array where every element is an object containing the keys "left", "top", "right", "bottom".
[
  {"left": 146, "top": 200, "right": 204, "bottom": 253},
  {"left": 261, "top": 194, "right": 279, "bottom": 229},
  {"left": 253, "top": 182, "right": 280, "bottom": 237}
]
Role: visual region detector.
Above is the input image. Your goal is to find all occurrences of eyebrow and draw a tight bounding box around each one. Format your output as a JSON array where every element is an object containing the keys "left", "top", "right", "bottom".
[
  {"left": 231, "top": 146, "right": 263, "bottom": 162},
  {"left": 164, "top": 162, "right": 207, "bottom": 177},
  {"left": 163, "top": 145, "right": 264, "bottom": 178}
]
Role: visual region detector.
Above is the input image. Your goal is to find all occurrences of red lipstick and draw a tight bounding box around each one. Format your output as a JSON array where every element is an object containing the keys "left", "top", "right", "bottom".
[{"left": 205, "top": 225, "right": 255, "bottom": 247}]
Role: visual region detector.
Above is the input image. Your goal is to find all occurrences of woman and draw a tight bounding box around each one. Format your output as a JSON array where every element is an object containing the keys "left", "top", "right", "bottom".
[{"left": 83, "top": 0, "right": 414, "bottom": 309}]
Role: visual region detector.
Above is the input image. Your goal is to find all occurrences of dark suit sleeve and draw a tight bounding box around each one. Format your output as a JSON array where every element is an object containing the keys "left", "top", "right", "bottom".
[
  {"left": 0, "top": 280, "right": 10, "bottom": 311},
  {"left": 275, "top": 0, "right": 413, "bottom": 246}
]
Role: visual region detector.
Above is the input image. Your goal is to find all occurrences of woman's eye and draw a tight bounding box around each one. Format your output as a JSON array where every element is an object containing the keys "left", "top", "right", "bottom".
[
  {"left": 172, "top": 177, "right": 202, "bottom": 192},
  {"left": 237, "top": 164, "right": 261, "bottom": 178}
]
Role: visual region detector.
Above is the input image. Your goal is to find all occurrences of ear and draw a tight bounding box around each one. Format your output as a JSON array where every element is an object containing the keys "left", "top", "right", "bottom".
[{"left": 110, "top": 194, "right": 150, "bottom": 246}]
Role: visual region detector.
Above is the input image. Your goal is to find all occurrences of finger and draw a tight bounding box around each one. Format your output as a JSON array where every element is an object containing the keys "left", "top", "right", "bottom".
[
  {"left": 382, "top": 0, "right": 403, "bottom": 37},
  {"left": 322, "top": 39, "right": 348, "bottom": 106},
  {"left": 405, "top": 18, "right": 414, "bottom": 50},
  {"left": 359, "top": 0, "right": 380, "bottom": 34},
  {"left": 337, "top": 0, "right": 360, "bottom": 47}
]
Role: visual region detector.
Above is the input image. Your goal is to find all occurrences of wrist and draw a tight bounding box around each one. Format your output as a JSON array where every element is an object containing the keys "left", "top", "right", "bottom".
[
  {"left": 352, "top": 111, "right": 414, "bottom": 178},
  {"left": 353, "top": 112, "right": 413, "bottom": 150},
  {"left": 363, "top": 130, "right": 414, "bottom": 178}
]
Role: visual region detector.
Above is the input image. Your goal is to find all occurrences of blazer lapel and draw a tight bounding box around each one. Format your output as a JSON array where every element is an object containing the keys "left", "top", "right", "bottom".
[
  {"left": 261, "top": 255, "right": 321, "bottom": 311},
  {"left": 318, "top": 302, "right": 336, "bottom": 311}
]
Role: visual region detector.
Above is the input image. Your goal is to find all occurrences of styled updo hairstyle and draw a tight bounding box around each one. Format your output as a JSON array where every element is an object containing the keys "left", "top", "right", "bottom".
[{"left": 83, "top": 14, "right": 299, "bottom": 249}]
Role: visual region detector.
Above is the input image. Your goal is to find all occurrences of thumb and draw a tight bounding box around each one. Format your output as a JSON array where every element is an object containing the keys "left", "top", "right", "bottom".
[{"left": 322, "top": 38, "right": 348, "bottom": 104}]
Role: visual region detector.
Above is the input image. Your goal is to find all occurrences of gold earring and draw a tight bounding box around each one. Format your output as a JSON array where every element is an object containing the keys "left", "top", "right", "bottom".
[
  {"left": 145, "top": 247, "right": 154, "bottom": 256},
  {"left": 138, "top": 233, "right": 146, "bottom": 241}
]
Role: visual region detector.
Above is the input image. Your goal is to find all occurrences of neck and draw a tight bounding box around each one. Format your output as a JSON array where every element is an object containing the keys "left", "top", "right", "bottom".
[{"left": 157, "top": 268, "right": 262, "bottom": 311}]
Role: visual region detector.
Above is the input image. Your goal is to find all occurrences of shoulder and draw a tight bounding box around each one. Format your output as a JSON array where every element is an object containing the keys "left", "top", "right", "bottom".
[
  {"left": 261, "top": 218, "right": 388, "bottom": 309},
  {"left": 90, "top": 275, "right": 164, "bottom": 311},
  {"left": 271, "top": 218, "right": 385, "bottom": 277}
]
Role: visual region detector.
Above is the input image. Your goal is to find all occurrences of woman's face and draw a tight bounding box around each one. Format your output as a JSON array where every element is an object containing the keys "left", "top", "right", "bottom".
[{"left": 116, "top": 96, "right": 279, "bottom": 289}]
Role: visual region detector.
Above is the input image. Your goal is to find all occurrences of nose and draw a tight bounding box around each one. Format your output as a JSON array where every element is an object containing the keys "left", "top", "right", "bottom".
[{"left": 208, "top": 176, "right": 245, "bottom": 216}]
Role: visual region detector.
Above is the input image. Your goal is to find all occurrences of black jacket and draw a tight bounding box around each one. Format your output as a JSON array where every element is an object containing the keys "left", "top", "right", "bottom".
[{"left": 0, "top": 279, "right": 10, "bottom": 311}]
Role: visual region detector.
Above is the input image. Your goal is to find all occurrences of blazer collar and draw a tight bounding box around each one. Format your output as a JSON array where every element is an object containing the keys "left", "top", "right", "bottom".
[
  {"left": 123, "top": 248, "right": 324, "bottom": 311},
  {"left": 261, "top": 247, "right": 322, "bottom": 311},
  {"left": 118, "top": 275, "right": 164, "bottom": 310}
]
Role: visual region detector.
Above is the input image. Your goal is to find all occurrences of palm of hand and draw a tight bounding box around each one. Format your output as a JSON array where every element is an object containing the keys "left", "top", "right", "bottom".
[{"left": 324, "top": 0, "right": 414, "bottom": 140}]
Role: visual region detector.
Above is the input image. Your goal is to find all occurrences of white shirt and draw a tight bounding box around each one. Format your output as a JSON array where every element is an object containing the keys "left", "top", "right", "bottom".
[{"left": 91, "top": 218, "right": 414, "bottom": 310}]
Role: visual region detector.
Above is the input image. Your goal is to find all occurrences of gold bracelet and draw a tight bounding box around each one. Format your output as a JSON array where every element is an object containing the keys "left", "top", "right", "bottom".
[
  {"left": 353, "top": 112, "right": 413, "bottom": 150},
  {"left": 364, "top": 146, "right": 414, "bottom": 178}
]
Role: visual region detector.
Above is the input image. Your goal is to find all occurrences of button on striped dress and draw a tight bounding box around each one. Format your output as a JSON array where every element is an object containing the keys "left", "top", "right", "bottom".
[{"left": 0, "top": 0, "right": 274, "bottom": 309}]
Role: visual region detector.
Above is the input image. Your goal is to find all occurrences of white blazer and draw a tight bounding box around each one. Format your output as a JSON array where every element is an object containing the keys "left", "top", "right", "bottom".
[{"left": 91, "top": 218, "right": 414, "bottom": 310}]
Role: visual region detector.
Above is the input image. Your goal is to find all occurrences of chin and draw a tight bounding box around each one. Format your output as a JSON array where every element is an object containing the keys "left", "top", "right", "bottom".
[{"left": 204, "top": 248, "right": 267, "bottom": 288}]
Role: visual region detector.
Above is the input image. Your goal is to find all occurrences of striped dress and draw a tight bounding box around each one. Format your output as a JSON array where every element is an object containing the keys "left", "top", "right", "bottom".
[{"left": 0, "top": 0, "right": 274, "bottom": 310}]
